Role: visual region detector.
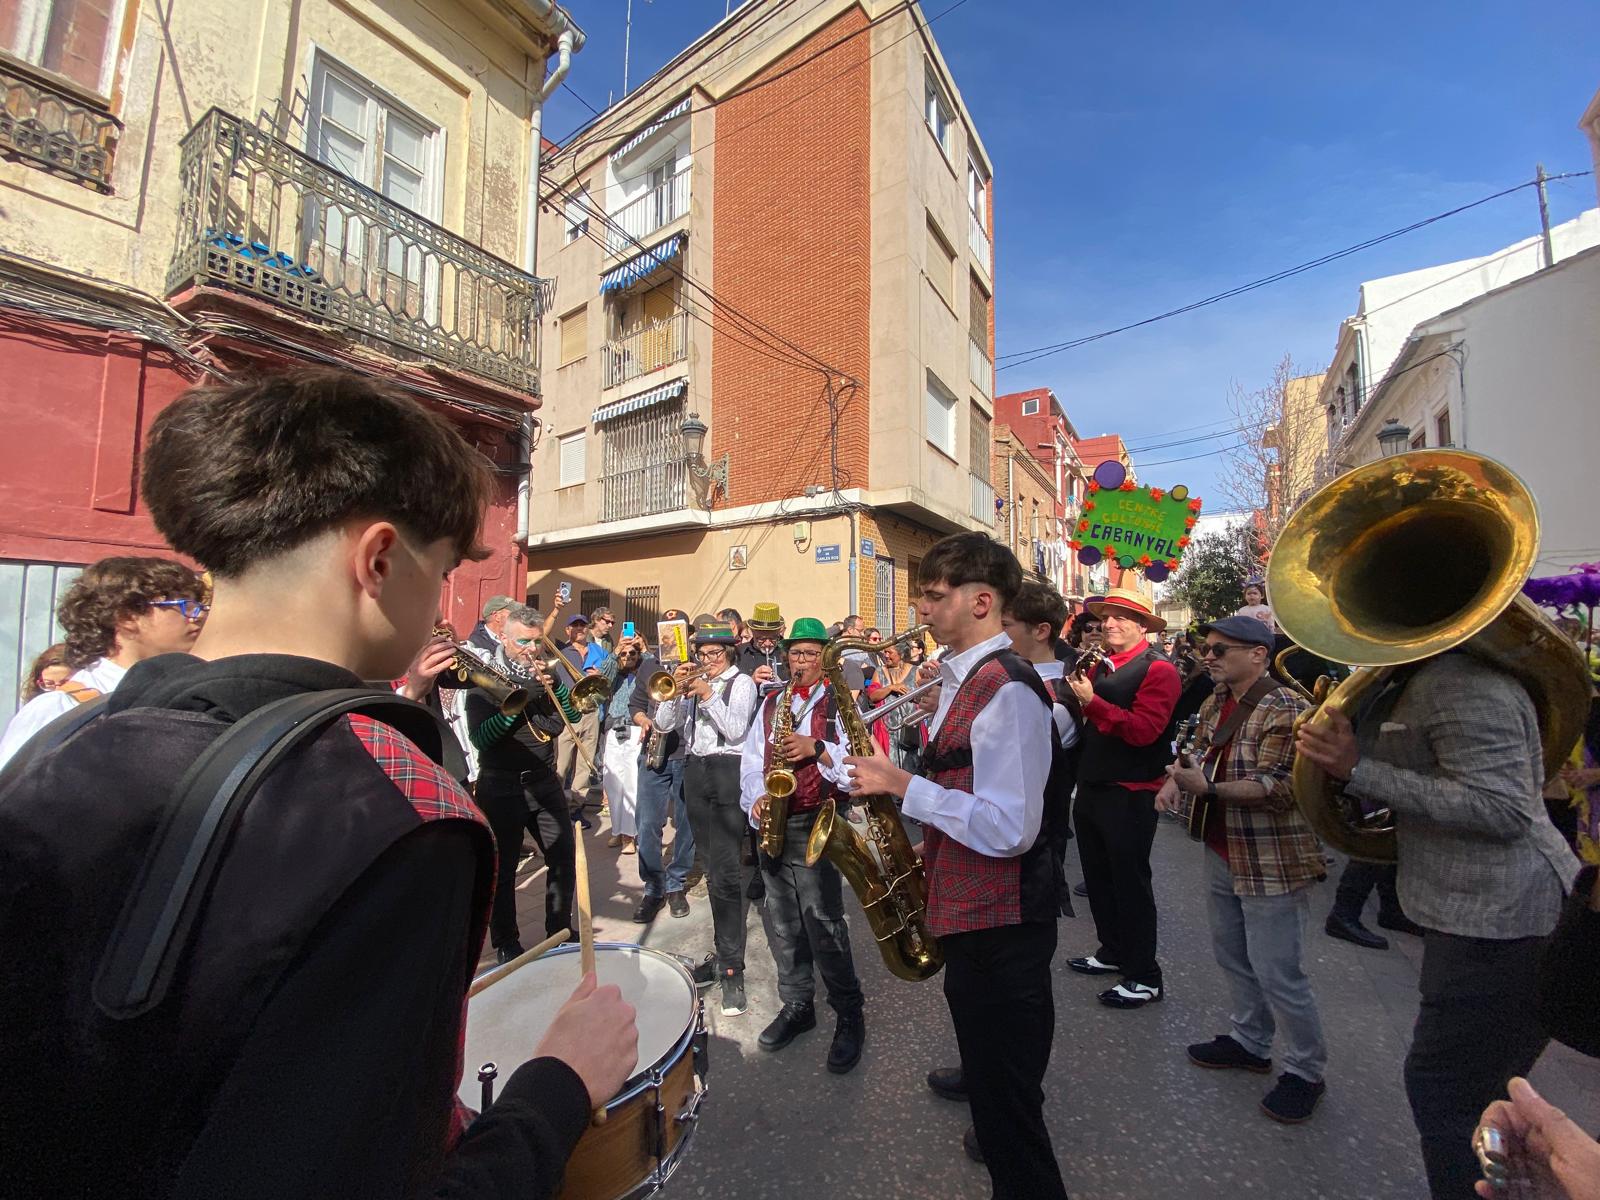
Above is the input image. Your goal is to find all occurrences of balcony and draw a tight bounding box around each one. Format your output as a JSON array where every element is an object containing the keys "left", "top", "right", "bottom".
[
  {"left": 969, "top": 473, "right": 995, "bottom": 526},
  {"left": 0, "top": 60, "right": 121, "bottom": 192},
  {"left": 968, "top": 335, "right": 992, "bottom": 400},
  {"left": 607, "top": 168, "right": 690, "bottom": 253},
  {"left": 968, "top": 209, "right": 992, "bottom": 275},
  {"left": 603, "top": 311, "right": 689, "bottom": 390},
  {"left": 600, "top": 399, "right": 688, "bottom": 522},
  {"left": 166, "top": 108, "right": 553, "bottom": 393}
]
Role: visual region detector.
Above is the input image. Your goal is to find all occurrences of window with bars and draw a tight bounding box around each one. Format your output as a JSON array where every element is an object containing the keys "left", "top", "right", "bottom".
[
  {"left": 625, "top": 586, "right": 661, "bottom": 638},
  {"left": 579, "top": 588, "right": 610, "bottom": 619},
  {"left": 968, "top": 271, "right": 989, "bottom": 347},
  {"left": 600, "top": 399, "right": 687, "bottom": 521},
  {"left": 970, "top": 403, "right": 991, "bottom": 482}
]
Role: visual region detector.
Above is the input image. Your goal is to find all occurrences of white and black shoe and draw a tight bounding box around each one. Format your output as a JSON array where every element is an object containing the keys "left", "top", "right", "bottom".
[
  {"left": 1098, "top": 980, "right": 1162, "bottom": 1009},
  {"left": 1067, "top": 955, "right": 1121, "bottom": 976}
]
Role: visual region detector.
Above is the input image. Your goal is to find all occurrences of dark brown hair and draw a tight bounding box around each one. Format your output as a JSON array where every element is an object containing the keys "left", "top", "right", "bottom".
[
  {"left": 1006, "top": 579, "right": 1069, "bottom": 643},
  {"left": 917, "top": 533, "right": 1023, "bottom": 608},
  {"left": 22, "top": 643, "right": 68, "bottom": 701},
  {"left": 141, "top": 370, "right": 494, "bottom": 576},
  {"left": 57, "top": 558, "right": 204, "bottom": 668}
]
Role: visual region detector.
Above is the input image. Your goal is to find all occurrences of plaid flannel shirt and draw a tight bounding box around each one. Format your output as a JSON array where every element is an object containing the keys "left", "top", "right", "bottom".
[{"left": 1192, "top": 681, "right": 1324, "bottom": 897}]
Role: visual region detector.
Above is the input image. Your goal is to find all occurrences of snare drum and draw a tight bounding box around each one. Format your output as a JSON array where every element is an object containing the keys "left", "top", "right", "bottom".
[{"left": 460, "top": 943, "right": 708, "bottom": 1199}]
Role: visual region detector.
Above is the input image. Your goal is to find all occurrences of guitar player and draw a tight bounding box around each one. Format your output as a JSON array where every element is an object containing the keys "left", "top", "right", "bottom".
[{"left": 1155, "top": 615, "right": 1330, "bottom": 1125}]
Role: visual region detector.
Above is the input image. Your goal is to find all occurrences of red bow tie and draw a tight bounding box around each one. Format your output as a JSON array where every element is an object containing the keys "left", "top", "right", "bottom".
[{"left": 792, "top": 683, "right": 814, "bottom": 700}]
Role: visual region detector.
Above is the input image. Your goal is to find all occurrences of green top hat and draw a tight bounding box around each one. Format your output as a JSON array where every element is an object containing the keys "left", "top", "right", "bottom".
[{"left": 784, "top": 616, "right": 830, "bottom": 647}]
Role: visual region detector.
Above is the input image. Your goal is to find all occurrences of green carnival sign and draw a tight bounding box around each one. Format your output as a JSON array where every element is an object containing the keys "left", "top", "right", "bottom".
[{"left": 1070, "top": 459, "right": 1203, "bottom": 582}]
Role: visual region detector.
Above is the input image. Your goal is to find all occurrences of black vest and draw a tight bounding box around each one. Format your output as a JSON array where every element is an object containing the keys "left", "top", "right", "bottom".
[{"left": 1076, "top": 646, "right": 1178, "bottom": 785}]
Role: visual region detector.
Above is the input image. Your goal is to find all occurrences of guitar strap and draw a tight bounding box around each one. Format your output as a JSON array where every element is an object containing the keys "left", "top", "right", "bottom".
[{"left": 1203, "top": 677, "right": 1280, "bottom": 766}]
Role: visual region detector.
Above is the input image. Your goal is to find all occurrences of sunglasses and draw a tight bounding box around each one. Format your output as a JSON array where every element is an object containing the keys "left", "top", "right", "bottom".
[
  {"left": 150, "top": 599, "right": 209, "bottom": 621},
  {"left": 1200, "top": 642, "right": 1254, "bottom": 658}
]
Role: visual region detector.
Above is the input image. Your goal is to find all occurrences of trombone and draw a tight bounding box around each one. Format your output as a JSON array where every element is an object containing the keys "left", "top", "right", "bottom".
[{"left": 537, "top": 633, "right": 611, "bottom": 712}]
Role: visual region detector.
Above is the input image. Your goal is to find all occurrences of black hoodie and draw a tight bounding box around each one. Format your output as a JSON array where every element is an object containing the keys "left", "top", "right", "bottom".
[{"left": 0, "top": 653, "right": 589, "bottom": 1200}]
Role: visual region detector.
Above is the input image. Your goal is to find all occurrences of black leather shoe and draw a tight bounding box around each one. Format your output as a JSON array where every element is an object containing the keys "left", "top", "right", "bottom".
[
  {"left": 1261, "top": 1072, "right": 1326, "bottom": 1124},
  {"left": 690, "top": 954, "right": 716, "bottom": 990},
  {"left": 827, "top": 1010, "right": 865, "bottom": 1074},
  {"left": 926, "top": 1066, "right": 967, "bottom": 1101},
  {"left": 1067, "top": 955, "right": 1121, "bottom": 975},
  {"left": 759, "top": 1001, "right": 816, "bottom": 1051},
  {"left": 667, "top": 890, "right": 690, "bottom": 918},
  {"left": 1325, "top": 913, "right": 1389, "bottom": 950},
  {"left": 495, "top": 941, "right": 525, "bottom": 965},
  {"left": 1377, "top": 910, "right": 1426, "bottom": 937},
  {"left": 631, "top": 894, "right": 665, "bottom": 924},
  {"left": 962, "top": 1124, "right": 984, "bottom": 1164},
  {"left": 1073, "top": 880, "right": 1090, "bottom": 897},
  {"left": 1098, "top": 980, "right": 1162, "bottom": 1008}
]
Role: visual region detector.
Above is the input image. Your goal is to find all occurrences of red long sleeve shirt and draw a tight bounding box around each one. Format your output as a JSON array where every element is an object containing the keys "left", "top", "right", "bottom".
[{"left": 1083, "top": 645, "right": 1182, "bottom": 792}]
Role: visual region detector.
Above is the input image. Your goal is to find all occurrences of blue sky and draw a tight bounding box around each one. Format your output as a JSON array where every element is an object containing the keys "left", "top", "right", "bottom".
[{"left": 545, "top": 1, "right": 1599, "bottom": 500}]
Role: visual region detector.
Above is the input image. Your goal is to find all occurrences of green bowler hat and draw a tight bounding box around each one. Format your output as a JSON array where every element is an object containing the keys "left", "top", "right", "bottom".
[{"left": 784, "top": 616, "right": 830, "bottom": 647}]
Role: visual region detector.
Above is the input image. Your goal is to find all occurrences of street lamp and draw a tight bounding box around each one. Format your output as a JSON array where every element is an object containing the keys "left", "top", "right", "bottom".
[
  {"left": 1376, "top": 418, "right": 1411, "bottom": 457},
  {"left": 679, "top": 411, "right": 729, "bottom": 506}
]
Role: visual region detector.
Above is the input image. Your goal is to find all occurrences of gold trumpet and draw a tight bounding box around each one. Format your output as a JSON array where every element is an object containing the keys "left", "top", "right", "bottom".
[
  {"left": 537, "top": 633, "right": 611, "bottom": 712},
  {"left": 644, "top": 662, "right": 711, "bottom": 703}
]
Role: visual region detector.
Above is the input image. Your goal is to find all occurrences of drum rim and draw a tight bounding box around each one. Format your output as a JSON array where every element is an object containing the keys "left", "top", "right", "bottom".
[{"left": 539, "top": 941, "right": 699, "bottom": 1107}]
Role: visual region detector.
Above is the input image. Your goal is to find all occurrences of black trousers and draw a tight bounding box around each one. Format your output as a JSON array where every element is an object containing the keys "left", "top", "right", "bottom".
[
  {"left": 943, "top": 921, "right": 1068, "bottom": 1200},
  {"left": 760, "top": 810, "right": 863, "bottom": 1014},
  {"left": 1074, "top": 782, "right": 1161, "bottom": 985},
  {"left": 1405, "top": 930, "right": 1548, "bottom": 1200},
  {"left": 1331, "top": 859, "right": 1405, "bottom": 922},
  {"left": 683, "top": 754, "right": 748, "bottom": 973},
  {"left": 475, "top": 768, "right": 574, "bottom": 947}
]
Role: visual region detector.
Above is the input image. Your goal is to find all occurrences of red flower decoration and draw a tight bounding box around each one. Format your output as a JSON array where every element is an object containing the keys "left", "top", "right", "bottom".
[
  {"left": 1119, "top": 479, "right": 1136, "bottom": 491},
  {"left": 1166, "top": 558, "right": 1180, "bottom": 570},
  {"left": 1185, "top": 516, "right": 1197, "bottom": 529},
  {"left": 1138, "top": 554, "right": 1153, "bottom": 567},
  {"left": 1068, "top": 539, "right": 1082, "bottom": 550},
  {"left": 1083, "top": 500, "right": 1095, "bottom": 512},
  {"left": 1178, "top": 536, "right": 1190, "bottom": 548},
  {"left": 1077, "top": 518, "right": 1090, "bottom": 532},
  {"left": 1187, "top": 497, "right": 1203, "bottom": 511},
  {"left": 1148, "top": 487, "right": 1164, "bottom": 501},
  {"left": 1102, "top": 544, "right": 1116, "bottom": 556}
]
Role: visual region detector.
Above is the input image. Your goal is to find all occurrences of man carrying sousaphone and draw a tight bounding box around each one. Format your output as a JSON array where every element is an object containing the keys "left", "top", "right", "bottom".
[{"left": 738, "top": 617, "right": 867, "bottom": 1073}]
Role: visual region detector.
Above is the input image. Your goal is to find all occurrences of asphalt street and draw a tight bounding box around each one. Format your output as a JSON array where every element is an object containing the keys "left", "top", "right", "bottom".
[{"left": 481, "top": 808, "right": 1599, "bottom": 1200}]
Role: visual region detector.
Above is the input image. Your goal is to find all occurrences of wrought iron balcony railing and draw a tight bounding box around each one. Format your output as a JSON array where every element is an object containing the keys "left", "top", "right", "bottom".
[
  {"left": 601, "top": 399, "right": 688, "bottom": 522},
  {"left": 603, "top": 310, "right": 689, "bottom": 389},
  {"left": 968, "top": 208, "right": 992, "bottom": 273},
  {"left": 166, "top": 108, "right": 554, "bottom": 392},
  {"left": 0, "top": 60, "right": 121, "bottom": 192},
  {"left": 968, "top": 335, "right": 992, "bottom": 400}
]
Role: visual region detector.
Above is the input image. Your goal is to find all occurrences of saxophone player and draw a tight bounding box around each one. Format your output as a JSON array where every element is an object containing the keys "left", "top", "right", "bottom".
[
  {"left": 845, "top": 533, "right": 1068, "bottom": 1200},
  {"left": 738, "top": 617, "right": 866, "bottom": 1073}
]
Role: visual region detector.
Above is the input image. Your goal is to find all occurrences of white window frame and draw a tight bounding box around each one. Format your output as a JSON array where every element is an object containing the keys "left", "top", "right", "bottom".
[
  {"left": 1021, "top": 398, "right": 1039, "bottom": 416},
  {"left": 924, "top": 66, "right": 954, "bottom": 158},
  {"left": 925, "top": 371, "right": 957, "bottom": 459},
  {"left": 564, "top": 186, "right": 591, "bottom": 244},
  {"left": 558, "top": 430, "right": 586, "bottom": 488},
  {"left": 307, "top": 53, "right": 445, "bottom": 223},
  {"left": 967, "top": 156, "right": 989, "bottom": 228},
  {"left": 6, "top": 0, "right": 130, "bottom": 98}
]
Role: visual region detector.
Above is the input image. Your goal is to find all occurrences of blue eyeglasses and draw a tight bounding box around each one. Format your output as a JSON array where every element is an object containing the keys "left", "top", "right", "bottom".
[{"left": 150, "top": 599, "right": 210, "bottom": 621}]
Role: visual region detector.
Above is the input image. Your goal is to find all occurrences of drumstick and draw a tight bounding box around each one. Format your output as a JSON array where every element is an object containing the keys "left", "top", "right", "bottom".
[
  {"left": 570, "top": 819, "right": 607, "bottom": 1126},
  {"left": 466, "top": 928, "right": 570, "bottom": 999}
]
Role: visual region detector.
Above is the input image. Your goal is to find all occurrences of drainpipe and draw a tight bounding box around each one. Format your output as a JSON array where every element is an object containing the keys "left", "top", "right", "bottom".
[
  {"left": 515, "top": 5, "right": 583, "bottom": 546},
  {"left": 847, "top": 509, "right": 859, "bottom": 620},
  {"left": 1007, "top": 449, "right": 1016, "bottom": 550}
]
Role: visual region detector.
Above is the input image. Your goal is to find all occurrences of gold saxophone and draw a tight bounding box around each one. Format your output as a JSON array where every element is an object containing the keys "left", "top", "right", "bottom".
[
  {"left": 758, "top": 678, "right": 799, "bottom": 857},
  {"left": 804, "top": 627, "right": 943, "bottom": 982}
]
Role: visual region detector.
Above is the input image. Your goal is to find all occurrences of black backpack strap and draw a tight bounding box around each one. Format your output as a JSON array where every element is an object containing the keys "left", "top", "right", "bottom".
[
  {"left": 93, "top": 688, "right": 449, "bottom": 1020},
  {"left": 0, "top": 694, "right": 113, "bottom": 792}
]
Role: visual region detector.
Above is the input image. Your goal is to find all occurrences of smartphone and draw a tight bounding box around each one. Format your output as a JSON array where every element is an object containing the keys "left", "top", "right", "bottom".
[
  {"left": 623, "top": 621, "right": 636, "bottom": 639},
  {"left": 556, "top": 581, "right": 572, "bottom": 604}
]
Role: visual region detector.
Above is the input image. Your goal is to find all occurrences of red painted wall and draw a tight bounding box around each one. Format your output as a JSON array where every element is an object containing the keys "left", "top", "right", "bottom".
[{"left": 0, "top": 318, "right": 525, "bottom": 624}]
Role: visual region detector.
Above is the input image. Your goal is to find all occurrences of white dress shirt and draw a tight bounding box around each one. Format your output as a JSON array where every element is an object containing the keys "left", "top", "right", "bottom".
[
  {"left": 654, "top": 665, "right": 757, "bottom": 757},
  {"left": 738, "top": 686, "right": 850, "bottom": 827},
  {"left": 1031, "top": 659, "right": 1082, "bottom": 750},
  {"left": 899, "top": 632, "right": 1052, "bottom": 858},
  {"left": 0, "top": 658, "right": 128, "bottom": 770}
]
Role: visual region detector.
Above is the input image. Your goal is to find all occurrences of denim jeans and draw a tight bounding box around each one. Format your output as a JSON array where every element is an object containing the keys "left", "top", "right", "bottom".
[
  {"left": 636, "top": 755, "right": 692, "bottom": 898},
  {"left": 1205, "top": 851, "right": 1327, "bottom": 1082}
]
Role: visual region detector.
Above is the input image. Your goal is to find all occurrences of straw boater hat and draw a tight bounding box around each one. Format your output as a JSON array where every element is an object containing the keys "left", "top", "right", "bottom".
[
  {"left": 748, "top": 602, "right": 785, "bottom": 632},
  {"left": 1085, "top": 587, "right": 1167, "bottom": 633}
]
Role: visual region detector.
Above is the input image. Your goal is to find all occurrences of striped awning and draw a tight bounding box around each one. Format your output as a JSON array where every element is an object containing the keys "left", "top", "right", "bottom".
[
  {"left": 592, "top": 378, "right": 688, "bottom": 425},
  {"left": 599, "top": 234, "right": 683, "bottom": 293},
  {"left": 610, "top": 95, "right": 692, "bottom": 163}
]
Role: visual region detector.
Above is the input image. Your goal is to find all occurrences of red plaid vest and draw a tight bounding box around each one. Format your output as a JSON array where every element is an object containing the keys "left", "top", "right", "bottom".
[
  {"left": 759, "top": 689, "right": 846, "bottom": 814},
  {"left": 920, "top": 652, "right": 1058, "bottom": 937}
]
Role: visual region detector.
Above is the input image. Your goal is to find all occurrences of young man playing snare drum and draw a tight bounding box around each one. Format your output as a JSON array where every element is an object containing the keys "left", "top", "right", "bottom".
[{"left": 0, "top": 371, "right": 637, "bottom": 1199}]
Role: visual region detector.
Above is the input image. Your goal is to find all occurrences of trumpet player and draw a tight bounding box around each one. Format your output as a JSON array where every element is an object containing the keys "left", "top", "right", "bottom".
[
  {"left": 738, "top": 617, "right": 867, "bottom": 1073},
  {"left": 466, "top": 604, "right": 576, "bottom": 962},
  {"left": 653, "top": 617, "right": 759, "bottom": 1015}
]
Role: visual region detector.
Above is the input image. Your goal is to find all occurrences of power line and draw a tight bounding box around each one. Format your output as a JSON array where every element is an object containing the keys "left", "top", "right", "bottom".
[
  {"left": 560, "top": 82, "right": 602, "bottom": 116},
  {"left": 995, "top": 171, "right": 1594, "bottom": 372}
]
